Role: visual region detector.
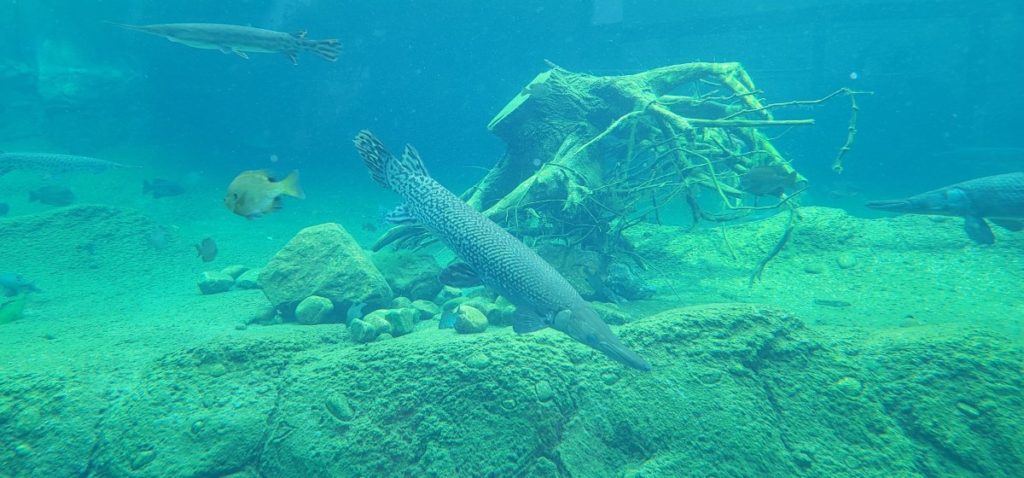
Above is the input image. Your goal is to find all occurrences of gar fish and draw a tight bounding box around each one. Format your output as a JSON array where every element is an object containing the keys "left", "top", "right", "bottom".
[
  {"left": 224, "top": 170, "right": 304, "bottom": 219},
  {"left": 354, "top": 130, "right": 651, "bottom": 371},
  {"left": 866, "top": 171, "right": 1024, "bottom": 244},
  {"left": 0, "top": 273, "right": 41, "bottom": 297},
  {"left": 29, "top": 184, "right": 75, "bottom": 206},
  {"left": 112, "top": 22, "right": 341, "bottom": 65},
  {"left": 0, "top": 152, "right": 135, "bottom": 176}
]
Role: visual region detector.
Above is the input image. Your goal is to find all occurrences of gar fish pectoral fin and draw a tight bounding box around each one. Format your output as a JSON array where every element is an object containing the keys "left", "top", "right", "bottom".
[
  {"left": 385, "top": 204, "right": 418, "bottom": 225},
  {"left": 439, "top": 262, "right": 483, "bottom": 288},
  {"left": 989, "top": 218, "right": 1024, "bottom": 231},
  {"left": 512, "top": 310, "right": 553, "bottom": 334},
  {"left": 964, "top": 216, "right": 995, "bottom": 244}
]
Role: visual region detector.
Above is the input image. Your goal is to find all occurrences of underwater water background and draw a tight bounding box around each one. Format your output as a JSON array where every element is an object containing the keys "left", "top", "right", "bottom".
[{"left": 2, "top": 1, "right": 1023, "bottom": 477}]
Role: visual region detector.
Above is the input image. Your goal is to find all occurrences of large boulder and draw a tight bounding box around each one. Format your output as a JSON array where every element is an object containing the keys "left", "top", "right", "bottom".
[
  {"left": 259, "top": 224, "right": 392, "bottom": 315},
  {"left": 371, "top": 249, "right": 443, "bottom": 301}
]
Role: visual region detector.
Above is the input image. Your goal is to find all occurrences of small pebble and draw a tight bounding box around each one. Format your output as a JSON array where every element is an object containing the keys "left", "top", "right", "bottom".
[
  {"left": 466, "top": 352, "right": 490, "bottom": 369},
  {"left": 834, "top": 376, "right": 862, "bottom": 398},
  {"left": 956, "top": 401, "right": 981, "bottom": 418},
  {"left": 803, "top": 263, "right": 824, "bottom": 274},
  {"left": 130, "top": 449, "right": 156, "bottom": 470},
  {"left": 836, "top": 253, "right": 858, "bottom": 269},
  {"left": 325, "top": 396, "right": 354, "bottom": 422},
  {"left": 535, "top": 381, "right": 554, "bottom": 402}
]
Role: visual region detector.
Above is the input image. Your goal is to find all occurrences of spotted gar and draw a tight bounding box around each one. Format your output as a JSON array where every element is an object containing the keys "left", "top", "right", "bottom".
[
  {"left": 354, "top": 131, "right": 652, "bottom": 371},
  {"left": 0, "top": 152, "right": 135, "bottom": 176},
  {"left": 112, "top": 22, "right": 340, "bottom": 64}
]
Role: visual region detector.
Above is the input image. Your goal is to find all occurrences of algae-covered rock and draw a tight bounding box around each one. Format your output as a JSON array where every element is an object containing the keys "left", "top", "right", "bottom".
[
  {"left": 372, "top": 249, "right": 443, "bottom": 301},
  {"left": 454, "top": 305, "right": 488, "bottom": 334},
  {"left": 349, "top": 310, "right": 393, "bottom": 343},
  {"left": 259, "top": 223, "right": 392, "bottom": 314},
  {"left": 295, "top": 296, "right": 334, "bottom": 325},
  {"left": 235, "top": 269, "right": 261, "bottom": 290},
  {"left": 410, "top": 299, "right": 440, "bottom": 320},
  {"left": 197, "top": 271, "right": 234, "bottom": 295},
  {"left": 384, "top": 308, "right": 417, "bottom": 336},
  {"left": 12, "top": 302, "right": 1022, "bottom": 478}
]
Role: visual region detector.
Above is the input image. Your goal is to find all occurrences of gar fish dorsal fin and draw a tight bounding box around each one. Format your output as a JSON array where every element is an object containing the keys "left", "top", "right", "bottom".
[{"left": 401, "top": 145, "right": 431, "bottom": 178}]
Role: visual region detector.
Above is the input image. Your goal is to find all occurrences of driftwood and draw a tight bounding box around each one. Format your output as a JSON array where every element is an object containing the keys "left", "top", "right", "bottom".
[{"left": 374, "top": 61, "right": 865, "bottom": 285}]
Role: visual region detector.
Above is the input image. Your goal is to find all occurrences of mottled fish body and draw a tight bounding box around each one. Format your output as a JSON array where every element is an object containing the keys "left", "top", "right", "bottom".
[
  {"left": 0, "top": 152, "right": 134, "bottom": 176},
  {"left": 866, "top": 171, "right": 1024, "bottom": 244},
  {"left": 113, "top": 22, "right": 340, "bottom": 64},
  {"left": 354, "top": 131, "right": 651, "bottom": 371}
]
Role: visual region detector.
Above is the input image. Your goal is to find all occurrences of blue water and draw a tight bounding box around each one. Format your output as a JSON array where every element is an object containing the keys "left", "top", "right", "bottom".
[{"left": 2, "top": 1, "right": 1023, "bottom": 477}]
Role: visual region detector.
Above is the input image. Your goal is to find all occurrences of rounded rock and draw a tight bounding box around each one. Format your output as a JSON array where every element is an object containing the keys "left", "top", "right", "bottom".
[
  {"left": 535, "top": 381, "right": 554, "bottom": 402},
  {"left": 348, "top": 318, "right": 378, "bottom": 343},
  {"left": 197, "top": 271, "right": 234, "bottom": 295},
  {"left": 384, "top": 308, "right": 417, "bottom": 336},
  {"left": 454, "top": 305, "right": 488, "bottom": 334},
  {"left": 220, "top": 264, "right": 250, "bottom": 279},
  {"left": 295, "top": 295, "right": 334, "bottom": 325}
]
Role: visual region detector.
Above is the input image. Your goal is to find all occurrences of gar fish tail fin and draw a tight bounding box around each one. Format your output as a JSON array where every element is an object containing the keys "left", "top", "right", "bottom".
[
  {"left": 278, "top": 170, "right": 305, "bottom": 199},
  {"left": 303, "top": 36, "right": 341, "bottom": 62},
  {"left": 354, "top": 130, "right": 396, "bottom": 189},
  {"left": 354, "top": 130, "right": 431, "bottom": 190}
]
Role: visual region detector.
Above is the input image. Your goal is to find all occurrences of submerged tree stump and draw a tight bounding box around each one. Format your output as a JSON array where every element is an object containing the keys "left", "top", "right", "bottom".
[{"left": 376, "top": 61, "right": 862, "bottom": 287}]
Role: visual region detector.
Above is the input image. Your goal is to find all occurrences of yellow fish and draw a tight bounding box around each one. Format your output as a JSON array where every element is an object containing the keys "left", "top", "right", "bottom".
[{"left": 224, "top": 170, "right": 304, "bottom": 218}]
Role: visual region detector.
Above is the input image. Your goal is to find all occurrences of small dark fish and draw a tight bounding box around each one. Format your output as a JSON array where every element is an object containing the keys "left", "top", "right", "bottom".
[
  {"left": 29, "top": 184, "right": 75, "bottom": 206},
  {"left": 195, "top": 237, "right": 218, "bottom": 262},
  {"left": 0, "top": 203, "right": 8, "bottom": 216},
  {"left": 0, "top": 272, "right": 42, "bottom": 297},
  {"left": 143, "top": 178, "right": 185, "bottom": 199},
  {"left": 813, "top": 299, "right": 852, "bottom": 308},
  {"left": 740, "top": 165, "right": 799, "bottom": 197}
]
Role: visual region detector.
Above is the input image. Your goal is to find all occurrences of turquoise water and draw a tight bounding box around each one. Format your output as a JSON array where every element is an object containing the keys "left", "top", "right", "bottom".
[{"left": 1, "top": 1, "right": 1022, "bottom": 477}]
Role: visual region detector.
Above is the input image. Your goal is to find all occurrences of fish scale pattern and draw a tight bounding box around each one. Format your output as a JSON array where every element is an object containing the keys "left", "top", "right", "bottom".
[
  {"left": 960, "top": 172, "right": 1024, "bottom": 217},
  {"left": 354, "top": 131, "right": 583, "bottom": 315}
]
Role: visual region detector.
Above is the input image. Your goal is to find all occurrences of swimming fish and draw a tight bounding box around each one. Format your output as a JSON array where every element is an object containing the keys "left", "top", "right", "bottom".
[
  {"left": 0, "top": 273, "right": 41, "bottom": 297},
  {"left": 354, "top": 130, "right": 651, "bottom": 371},
  {"left": 866, "top": 171, "right": 1024, "bottom": 244},
  {"left": 224, "top": 170, "right": 304, "bottom": 219},
  {"left": 112, "top": 22, "right": 341, "bottom": 65},
  {"left": 143, "top": 178, "right": 185, "bottom": 198},
  {"left": 29, "top": 185, "right": 75, "bottom": 206},
  {"left": 0, "top": 152, "right": 135, "bottom": 176},
  {"left": 194, "top": 238, "right": 218, "bottom": 262},
  {"left": 740, "top": 165, "right": 799, "bottom": 197}
]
